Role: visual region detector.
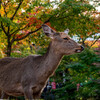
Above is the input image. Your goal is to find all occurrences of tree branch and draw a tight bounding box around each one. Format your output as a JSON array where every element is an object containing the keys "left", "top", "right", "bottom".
[
  {"left": 0, "top": 0, "right": 2, "bottom": 8},
  {"left": 90, "top": 36, "right": 100, "bottom": 47},
  {"left": 13, "top": 18, "right": 51, "bottom": 42},
  {"left": 3, "top": 1, "right": 10, "bottom": 17},
  {"left": 11, "top": 24, "right": 28, "bottom": 35},
  {"left": 1, "top": 22, "right": 8, "bottom": 36},
  {"left": 10, "top": 0, "right": 23, "bottom": 20},
  {"left": 7, "top": 26, "right": 10, "bottom": 34},
  {"left": 14, "top": 27, "right": 42, "bottom": 41},
  {"left": 4, "top": 0, "right": 10, "bottom": 7},
  {"left": 3, "top": 5, "right": 7, "bottom": 17}
]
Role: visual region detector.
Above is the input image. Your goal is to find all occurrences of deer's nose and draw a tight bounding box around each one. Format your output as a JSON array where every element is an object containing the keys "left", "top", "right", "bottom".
[{"left": 81, "top": 46, "right": 84, "bottom": 51}]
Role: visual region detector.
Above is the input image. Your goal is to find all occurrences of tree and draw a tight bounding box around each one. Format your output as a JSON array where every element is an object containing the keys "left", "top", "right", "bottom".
[
  {"left": 0, "top": 0, "right": 53, "bottom": 56},
  {"left": 50, "top": 0, "right": 100, "bottom": 46},
  {"left": 50, "top": 48, "right": 100, "bottom": 100},
  {"left": 0, "top": 0, "right": 98, "bottom": 57}
]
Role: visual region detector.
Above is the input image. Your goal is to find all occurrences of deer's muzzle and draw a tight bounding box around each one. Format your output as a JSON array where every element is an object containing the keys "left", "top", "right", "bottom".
[{"left": 75, "top": 46, "right": 84, "bottom": 53}]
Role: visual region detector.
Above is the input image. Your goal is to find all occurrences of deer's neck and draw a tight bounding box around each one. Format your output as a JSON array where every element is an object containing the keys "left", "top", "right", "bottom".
[{"left": 43, "top": 42, "right": 63, "bottom": 77}]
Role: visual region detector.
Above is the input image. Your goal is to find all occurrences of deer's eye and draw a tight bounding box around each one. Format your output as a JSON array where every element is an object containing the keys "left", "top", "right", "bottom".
[{"left": 63, "top": 38, "right": 68, "bottom": 40}]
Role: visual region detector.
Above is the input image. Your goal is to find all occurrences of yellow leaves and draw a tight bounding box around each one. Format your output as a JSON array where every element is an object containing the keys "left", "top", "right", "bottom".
[
  {"left": 1, "top": 43, "right": 5, "bottom": 48},
  {"left": 27, "top": 47, "right": 30, "bottom": 50},
  {"left": 0, "top": 42, "right": 6, "bottom": 58},
  {"left": 13, "top": 4, "right": 17, "bottom": 7},
  {"left": 22, "top": 41, "right": 27, "bottom": 45},
  {"left": 85, "top": 40, "right": 100, "bottom": 48},
  {"left": 0, "top": 5, "right": 5, "bottom": 16},
  {"left": 0, "top": 49, "right": 5, "bottom": 58},
  {"left": 7, "top": 12, "right": 12, "bottom": 18}
]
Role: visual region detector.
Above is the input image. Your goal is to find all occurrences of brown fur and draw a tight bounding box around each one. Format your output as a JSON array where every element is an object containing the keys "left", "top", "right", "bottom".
[{"left": 0, "top": 25, "right": 84, "bottom": 99}]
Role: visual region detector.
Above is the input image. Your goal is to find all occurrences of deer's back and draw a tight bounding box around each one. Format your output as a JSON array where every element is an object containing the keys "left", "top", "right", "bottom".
[
  {"left": 0, "top": 57, "right": 21, "bottom": 66},
  {"left": 0, "top": 55, "right": 42, "bottom": 72}
]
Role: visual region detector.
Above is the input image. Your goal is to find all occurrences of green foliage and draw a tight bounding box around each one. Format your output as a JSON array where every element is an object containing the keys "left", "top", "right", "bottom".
[
  {"left": 53, "top": 48, "right": 100, "bottom": 100},
  {"left": 0, "top": 17, "right": 19, "bottom": 27},
  {"left": 0, "top": 0, "right": 99, "bottom": 56},
  {"left": 50, "top": 0, "right": 95, "bottom": 31}
]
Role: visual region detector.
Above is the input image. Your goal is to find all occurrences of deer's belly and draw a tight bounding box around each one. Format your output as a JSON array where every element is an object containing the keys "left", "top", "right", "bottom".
[
  {"left": 4, "top": 84, "right": 24, "bottom": 97},
  {"left": 6, "top": 91, "right": 24, "bottom": 97}
]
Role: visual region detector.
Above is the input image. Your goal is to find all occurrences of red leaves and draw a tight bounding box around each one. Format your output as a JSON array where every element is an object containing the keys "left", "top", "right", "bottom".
[
  {"left": 97, "top": 27, "right": 100, "bottom": 30},
  {"left": 16, "top": 30, "right": 29, "bottom": 39},
  {"left": 36, "top": 25, "right": 41, "bottom": 28},
  {"left": 16, "top": 34, "right": 24, "bottom": 39},
  {"left": 28, "top": 16, "right": 42, "bottom": 28},
  {"left": 15, "top": 16, "right": 43, "bottom": 40},
  {"left": 46, "top": 22, "right": 56, "bottom": 31}
]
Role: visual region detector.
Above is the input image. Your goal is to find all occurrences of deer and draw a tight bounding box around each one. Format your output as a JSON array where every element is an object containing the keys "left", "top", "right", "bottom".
[{"left": 0, "top": 24, "right": 84, "bottom": 100}]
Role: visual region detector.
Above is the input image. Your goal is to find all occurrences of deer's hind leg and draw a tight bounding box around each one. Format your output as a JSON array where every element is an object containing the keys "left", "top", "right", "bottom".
[{"left": 0, "top": 91, "right": 9, "bottom": 99}]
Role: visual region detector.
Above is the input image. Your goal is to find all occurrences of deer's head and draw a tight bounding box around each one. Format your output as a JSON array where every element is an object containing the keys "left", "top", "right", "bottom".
[{"left": 42, "top": 24, "right": 84, "bottom": 55}]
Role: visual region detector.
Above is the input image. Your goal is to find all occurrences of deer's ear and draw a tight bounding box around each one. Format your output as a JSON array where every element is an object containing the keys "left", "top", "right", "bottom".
[
  {"left": 64, "top": 29, "right": 69, "bottom": 34},
  {"left": 42, "top": 24, "right": 56, "bottom": 38}
]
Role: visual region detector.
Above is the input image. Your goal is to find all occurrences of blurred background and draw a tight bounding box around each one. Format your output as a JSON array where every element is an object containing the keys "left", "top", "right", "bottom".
[{"left": 0, "top": 0, "right": 100, "bottom": 100}]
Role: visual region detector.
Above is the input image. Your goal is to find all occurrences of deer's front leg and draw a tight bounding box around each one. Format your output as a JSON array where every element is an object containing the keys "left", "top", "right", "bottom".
[
  {"left": 23, "top": 88, "right": 33, "bottom": 100},
  {"left": 33, "top": 92, "right": 41, "bottom": 100}
]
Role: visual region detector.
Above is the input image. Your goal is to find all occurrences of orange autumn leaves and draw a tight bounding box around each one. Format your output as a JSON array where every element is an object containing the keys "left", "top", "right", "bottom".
[{"left": 85, "top": 40, "right": 100, "bottom": 48}]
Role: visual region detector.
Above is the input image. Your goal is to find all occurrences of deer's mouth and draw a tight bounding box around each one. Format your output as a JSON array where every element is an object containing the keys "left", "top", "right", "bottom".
[
  {"left": 75, "top": 46, "right": 84, "bottom": 53},
  {"left": 75, "top": 49, "right": 82, "bottom": 53}
]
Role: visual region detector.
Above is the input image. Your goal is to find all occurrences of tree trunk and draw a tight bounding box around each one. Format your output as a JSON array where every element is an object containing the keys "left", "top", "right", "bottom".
[
  {"left": 7, "top": 36, "right": 12, "bottom": 57},
  {"left": 82, "top": 40, "right": 85, "bottom": 47},
  {"left": 7, "top": 43, "right": 12, "bottom": 57}
]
